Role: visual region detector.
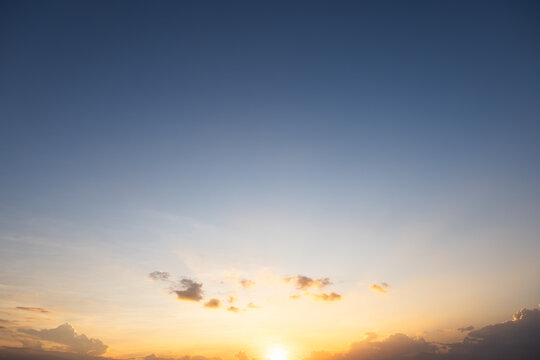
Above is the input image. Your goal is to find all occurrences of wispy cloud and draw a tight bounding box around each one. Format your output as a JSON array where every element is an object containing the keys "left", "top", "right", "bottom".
[
  {"left": 239, "top": 279, "right": 256, "bottom": 289},
  {"left": 15, "top": 307, "right": 52, "bottom": 314},
  {"left": 149, "top": 271, "right": 170, "bottom": 281},
  {"left": 284, "top": 275, "right": 332, "bottom": 290}
]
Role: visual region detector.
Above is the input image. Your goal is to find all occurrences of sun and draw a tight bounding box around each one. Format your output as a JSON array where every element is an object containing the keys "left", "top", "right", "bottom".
[{"left": 266, "top": 345, "right": 288, "bottom": 360}]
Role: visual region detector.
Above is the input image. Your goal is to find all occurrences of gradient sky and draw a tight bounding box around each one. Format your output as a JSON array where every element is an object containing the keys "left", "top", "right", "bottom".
[{"left": 1, "top": 1, "right": 539, "bottom": 359}]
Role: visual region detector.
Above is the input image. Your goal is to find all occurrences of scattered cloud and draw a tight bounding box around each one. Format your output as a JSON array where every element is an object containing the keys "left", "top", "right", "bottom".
[
  {"left": 227, "top": 296, "right": 237, "bottom": 303},
  {"left": 149, "top": 271, "right": 170, "bottom": 281},
  {"left": 247, "top": 302, "right": 259, "bottom": 309},
  {"left": 172, "top": 279, "right": 203, "bottom": 302},
  {"left": 204, "top": 299, "right": 220, "bottom": 308},
  {"left": 18, "top": 323, "right": 108, "bottom": 355},
  {"left": 15, "top": 307, "right": 52, "bottom": 314},
  {"left": 284, "top": 275, "right": 332, "bottom": 290},
  {"left": 239, "top": 279, "right": 256, "bottom": 289},
  {"left": 227, "top": 306, "right": 240, "bottom": 313},
  {"left": 369, "top": 283, "right": 389, "bottom": 294}
]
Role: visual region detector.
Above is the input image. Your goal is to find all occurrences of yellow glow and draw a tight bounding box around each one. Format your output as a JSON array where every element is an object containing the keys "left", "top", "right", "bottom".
[{"left": 267, "top": 345, "right": 288, "bottom": 360}]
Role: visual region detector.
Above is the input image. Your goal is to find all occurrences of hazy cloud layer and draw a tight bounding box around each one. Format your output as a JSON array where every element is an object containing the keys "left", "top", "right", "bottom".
[
  {"left": 18, "top": 323, "right": 108, "bottom": 355},
  {"left": 172, "top": 279, "right": 203, "bottom": 302},
  {"left": 457, "top": 326, "right": 474, "bottom": 333},
  {"left": 15, "top": 307, "right": 52, "bottom": 314}
]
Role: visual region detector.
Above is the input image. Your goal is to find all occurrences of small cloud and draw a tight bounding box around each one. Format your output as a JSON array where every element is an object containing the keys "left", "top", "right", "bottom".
[
  {"left": 15, "top": 307, "right": 52, "bottom": 314},
  {"left": 247, "top": 302, "right": 259, "bottom": 309},
  {"left": 289, "top": 294, "right": 302, "bottom": 300},
  {"left": 204, "top": 298, "right": 220, "bottom": 308},
  {"left": 285, "top": 275, "right": 332, "bottom": 290},
  {"left": 149, "top": 271, "right": 170, "bottom": 281},
  {"left": 457, "top": 326, "right": 474, "bottom": 333},
  {"left": 227, "top": 306, "right": 240, "bottom": 313},
  {"left": 228, "top": 296, "right": 237, "bottom": 303},
  {"left": 311, "top": 292, "right": 342, "bottom": 302},
  {"left": 370, "top": 283, "right": 389, "bottom": 294},
  {"left": 172, "top": 279, "right": 203, "bottom": 302},
  {"left": 239, "top": 279, "right": 256, "bottom": 288}
]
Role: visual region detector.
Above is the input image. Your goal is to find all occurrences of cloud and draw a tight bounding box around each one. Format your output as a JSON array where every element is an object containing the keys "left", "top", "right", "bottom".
[
  {"left": 172, "top": 279, "right": 203, "bottom": 302},
  {"left": 369, "top": 283, "right": 389, "bottom": 294},
  {"left": 18, "top": 323, "right": 108, "bottom": 356},
  {"left": 15, "top": 307, "right": 52, "bottom": 314},
  {"left": 149, "top": 271, "right": 170, "bottom": 281},
  {"left": 228, "top": 296, "right": 237, "bottom": 303},
  {"left": 239, "top": 279, "right": 256, "bottom": 289},
  {"left": 204, "top": 299, "right": 220, "bottom": 308},
  {"left": 285, "top": 275, "right": 332, "bottom": 290},
  {"left": 227, "top": 306, "right": 240, "bottom": 313},
  {"left": 457, "top": 325, "right": 474, "bottom": 333},
  {"left": 247, "top": 302, "right": 259, "bottom": 309},
  {"left": 310, "top": 292, "right": 342, "bottom": 302},
  {"left": 306, "top": 307, "right": 540, "bottom": 360}
]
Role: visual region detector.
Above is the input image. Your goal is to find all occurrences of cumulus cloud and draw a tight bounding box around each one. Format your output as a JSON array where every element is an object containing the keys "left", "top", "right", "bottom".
[
  {"left": 306, "top": 307, "right": 540, "bottom": 360},
  {"left": 239, "top": 279, "right": 256, "bottom": 289},
  {"left": 172, "top": 279, "right": 203, "bottom": 302},
  {"left": 369, "top": 283, "right": 389, "bottom": 294},
  {"left": 285, "top": 275, "right": 332, "bottom": 290},
  {"left": 204, "top": 299, "right": 220, "bottom": 308},
  {"left": 18, "top": 323, "right": 108, "bottom": 356},
  {"left": 15, "top": 307, "right": 52, "bottom": 314},
  {"left": 149, "top": 271, "right": 170, "bottom": 281}
]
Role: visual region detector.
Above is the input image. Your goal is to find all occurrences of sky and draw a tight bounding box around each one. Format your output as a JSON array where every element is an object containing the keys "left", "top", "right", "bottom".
[{"left": 1, "top": 1, "right": 540, "bottom": 359}]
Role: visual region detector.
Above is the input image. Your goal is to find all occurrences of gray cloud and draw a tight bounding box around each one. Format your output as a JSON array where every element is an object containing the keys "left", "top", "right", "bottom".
[
  {"left": 15, "top": 307, "right": 52, "bottom": 314},
  {"left": 18, "top": 323, "right": 108, "bottom": 356},
  {"left": 149, "top": 271, "right": 170, "bottom": 281},
  {"left": 285, "top": 275, "right": 332, "bottom": 290},
  {"left": 172, "top": 279, "right": 203, "bottom": 302}
]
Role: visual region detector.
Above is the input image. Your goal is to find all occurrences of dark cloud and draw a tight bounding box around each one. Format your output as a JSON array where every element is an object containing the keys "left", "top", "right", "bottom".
[
  {"left": 457, "top": 326, "right": 474, "bottom": 333},
  {"left": 15, "top": 307, "right": 52, "bottom": 314},
  {"left": 285, "top": 276, "right": 332, "bottom": 290},
  {"left": 369, "top": 283, "right": 389, "bottom": 294},
  {"left": 18, "top": 323, "right": 107, "bottom": 356},
  {"left": 149, "top": 271, "right": 170, "bottom": 281},
  {"left": 172, "top": 279, "right": 203, "bottom": 302},
  {"left": 0, "top": 348, "right": 112, "bottom": 360},
  {"left": 239, "top": 279, "right": 256, "bottom": 289},
  {"left": 306, "top": 308, "right": 540, "bottom": 360},
  {"left": 204, "top": 299, "right": 220, "bottom": 308}
]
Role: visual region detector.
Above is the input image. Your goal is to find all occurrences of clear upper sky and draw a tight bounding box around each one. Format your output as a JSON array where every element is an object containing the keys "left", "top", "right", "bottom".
[{"left": 0, "top": 1, "right": 539, "bottom": 359}]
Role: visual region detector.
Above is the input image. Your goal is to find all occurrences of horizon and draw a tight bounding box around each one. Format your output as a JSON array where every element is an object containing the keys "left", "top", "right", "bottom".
[{"left": 1, "top": 1, "right": 539, "bottom": 359}]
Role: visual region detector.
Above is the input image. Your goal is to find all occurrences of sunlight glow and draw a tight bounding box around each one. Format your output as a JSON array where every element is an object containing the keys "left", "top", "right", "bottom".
[{"left": 267, "top": 345, "right": 288, "bottom": 360}]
